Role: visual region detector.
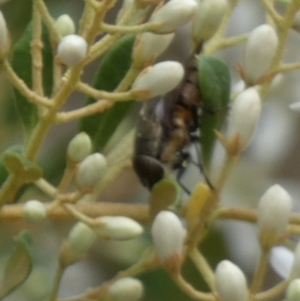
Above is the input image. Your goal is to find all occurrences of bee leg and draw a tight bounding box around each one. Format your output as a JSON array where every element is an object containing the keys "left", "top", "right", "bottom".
[
  {"left": 176, "top": 162, "right": 191, "bottom": 194},
  {"left": 190, "top": 136, "right": 215, "bottom": 190}
]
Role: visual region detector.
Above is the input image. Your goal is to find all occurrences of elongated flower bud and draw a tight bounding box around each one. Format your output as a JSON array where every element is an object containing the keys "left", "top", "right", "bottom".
[
  {"left": 192, "top": 0, "right": 227, "bottom": 43},
  {"left": 55, "top": 14, "right": 75, "bottom": 37},
  {"left": 287, "top": 279, "right": 300, "bottom": 301},
  {"left": 150, "top": 0, "right": 197, "bottom": 33},
  {"left": 23, "top": 200, "right": 47, "bottom": 223},
  {"left": 270, "top": 246, "right": 294, "bottom": 279},
  {"left": 66, "top": 222, "right": 97, "bottom": 262},
  {"left": 227, "top": 87, "right": 261, "bottom": 151},
  {"left": 244, "top": 24, "right": 278, "bottom": 84},
  {"left": 215, "top": 260, "right": 248, "bottom": 301},
  {"left": 132, "top": 61, "right": 184, "bottom": 99},
  {"left": 108, "top": 277, "right": 144, "bottom": 301},
  {"left": 76, "top": 153, "right": 107, "bottom": 191},
  {"left": 91, "top": 216, "right": 143, "bottom": 240},
  {"left": 133, "top": 32, "right": 174, "bottom": 67},
  {"left": 57, "top": 34, "right": 88, "bottom": 66},
  {"left": 257, "top": 184, "right": 292, "bottom": 250},
  {"left": 151, "top": 211, "right": 185, "bottom": 274},
  {"left": 67, "top": 132, "right": 92, "bottom": 163}
]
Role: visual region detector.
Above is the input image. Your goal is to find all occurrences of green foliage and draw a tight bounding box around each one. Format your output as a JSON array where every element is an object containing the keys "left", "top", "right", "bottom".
[
  {"left": 11, "top": 22, "right": 53, "bottom": 136},
  {"left": 197, "top": 55, "right": 231, "bottom": 167},
  {"left": 2, "top": 145, "right": 43, "bottom": 183},
  {"left": 80, "top": 35, "right": 135, "bottom": 151},
  {"left": 0, "top": 231, "right": 33, "bottom": 299}
]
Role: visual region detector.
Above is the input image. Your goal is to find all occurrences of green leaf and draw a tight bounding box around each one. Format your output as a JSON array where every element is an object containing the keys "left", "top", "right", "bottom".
[
  {"left": 0, "top": 231, "right": 33, "bottom": 299},
  {"left": 2, "top": 145, "right": 43, "bottom": 183},
  {"left": 148, "top": 179, "right": 180, "bottom": 222},
  {"left": 12, "top": 22, "right": 53, "bottom": 135},
  {"left": 80, "top": 35, "right": 135, "bottom": 150},
  {"left": 197, "top": 55, "right": 231, "bottom": 167}
]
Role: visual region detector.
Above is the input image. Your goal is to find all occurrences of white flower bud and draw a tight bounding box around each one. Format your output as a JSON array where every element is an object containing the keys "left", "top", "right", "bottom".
[
  {"left": 192, "top": 0, "right": 227, "bottom": 43},
  {"left": 257, "top": 185, "right": 292, "bottom": 249},
  {"left": 132, "top": 61, "right": 184, "bottom": 99},
  {"left": 270, "top": 246, "right": 294, "bottom": 279},
  {"left": 227, "top": 87, "right": 261, "bottom": 150},
  {"left": 151, "top": 211, "right": 185, "bottom": 274},
  {"left": 287, "top": 279, "right": 300, "bottom": 301},
  {"left": 67, "top": 132, "right": 92, "bottom": 163},
  {"left": 109, "top": 277, "right": 144, "bottom": 301},
  {"left": 76, "top": 153, "right": 107, "bottom": 191},
  {"left": 55, "top": 14, "right": 76, "bottom": 37},
  {"left": 23, "top": 200, "right": 47, "bottom": 223},
  {"left": 244, "top": 24, "right": 278, "bottom": 84},
  {"left": 57, "top": 34, "right": 88, "bottom": 66},
  {"left": 150, "top": 0, "right": 197, "bottom": 33},
  {"left": 215, "top": 260, "right": 248, "bottom": 301},
  {"left": 0, "top": 11, "right": 8, "bottom": 54},
  {"left": 68, "top": 222, "right": 97, "bottom": 257},
  {"left": 91, "top": 216, "right": 143, "bottom": 240},
  {"left": 133, "top": 32, "right": 174, "bottom": 67}
]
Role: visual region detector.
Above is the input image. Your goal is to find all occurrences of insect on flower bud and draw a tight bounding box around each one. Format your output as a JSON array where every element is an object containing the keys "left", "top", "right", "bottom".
[
  {"left": 55, "top": 14, "right": 76, "bottom": 37},
  {"left": 67, "top": 222, "right": 97, "bottom": 260},
  {"left": 227, "top": 87, "right": 261, "bottom": 152},
  {"left": 244, "top": 24, "right": 278, "bottom": 84},
  {"left": 287, "top": 279, "right": 300, "bottom": 301},
  {"left": 91, "top": 216, "right": 143, "bottom": 241},
  {"left": 215, "top": 260, "right": 248, "bottom": 301},
  {"left": 0, "top": 11, "right": 9, "bottom": 56},
  {"left": 67, "top": 132, "right": 92, "bottom": 163},
  {"left": 108, "top": 277, "right": 144, "bottom": 301},
  {"left": 57, "top": 34, "right": 88, "bottom": 67},
  {"left": 192, "top": 0, "right": 227, "bottom": 44},
  {"left": 150, "top": 0, "right": 197, "bottom": 33},
  {"left": 151, "top": 211, "right": 185, "bottom": 274},
  {"left": 23, "top": 200, "right": 47, "bottom": 223},
  {"left": 257, "top": 184, "right": 292, "bottom": 250},
  {"left": 133, "top": 32, "right": 174, "bottom": 67},
  {"left": 76, "top": 153, "right": 107, "bottom": 191},
  {"left": 132, "top": 61, "right": 184, "bottom": 99}
]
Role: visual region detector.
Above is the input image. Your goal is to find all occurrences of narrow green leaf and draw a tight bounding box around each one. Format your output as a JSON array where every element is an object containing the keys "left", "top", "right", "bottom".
[
  {"left": 0, "top": 231, "right": 33, "bottom": 299},
  {"left": 80, "top": 35, "right": 135, "bottom": 150},
  {"left": 12, "top": 22, "right": 53, "bottom": 135},
  {"left": 197, "top": 55, "right": 231, "bottom": 167},
  {"left": 2, "top": 145, "right": 43, "bottom": 183},
  {"left": 148, "top": 179, "right": 180, "bottom": 222}
]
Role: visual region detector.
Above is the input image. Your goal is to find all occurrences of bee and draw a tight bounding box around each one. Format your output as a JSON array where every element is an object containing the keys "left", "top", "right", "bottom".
[{"left": 133, "top": 57, "right": 207, "bottom": 191}]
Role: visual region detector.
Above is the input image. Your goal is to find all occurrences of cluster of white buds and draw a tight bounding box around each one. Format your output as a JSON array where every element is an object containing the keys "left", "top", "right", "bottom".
[
  {"left": 108, "top": 277, "right": 144, "bottom": 301},
  {"left": 257, "top": 184, "right": 292, "bottom": 250},
  {"left": 23, "top": 200, "right": 47, "bottom": 223},
  {"left": 67, "top": 221, "right": 97, "bottom": 262},
  {"left": 90, "top": 216, "right": 143, "bottom": 241},
  {"left": 67, "top": 132, "right": 92, "bottom": 163},
  {"left": 215, "top": 260, "right": 248, "bottom": 301},
  {"left": 150, "top": 0, "right": 197, "bottom": 33},
  {"left": 192, "top": 0, "right": 227, "bottom": 44},
  {"left": 76, "top": 153, "right": 107, "bottom": 191},
  {"left": 55, "top": 14, "right": 75, "bottom": 37},
  {"left": 132, "top": 61, "right": 184, "bottom": 99},
  {"left": 151, "top": 211, "right": 185, "bottom": 275},
  {"left": 57, "top": 34, "right": 88, "bottom": 66},
  {"left": 226, "top": 87, "right": 261, "bottom": 153},
  {"left": 0, "top": 11, "right": 9, "bottom": 57},
  {"left": 132, "top": 32, "right": 174, "bottom": 68},
  {"left": 244, "top": 24, "right": 278, "bottom": 85}
]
